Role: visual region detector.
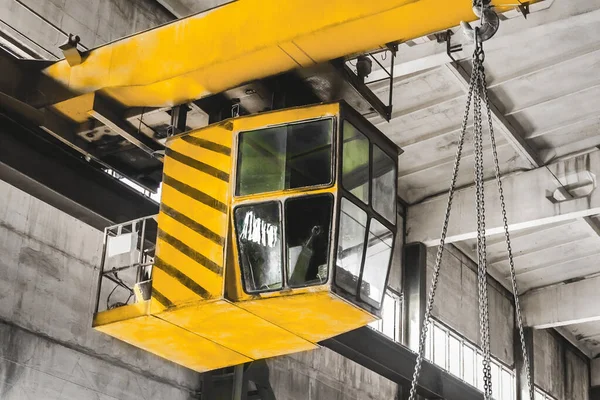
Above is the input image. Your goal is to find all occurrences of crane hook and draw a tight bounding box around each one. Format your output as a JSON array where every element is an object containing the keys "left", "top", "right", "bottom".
[{"left": 460, "top": 1, "right": 500, "bottom": 43}]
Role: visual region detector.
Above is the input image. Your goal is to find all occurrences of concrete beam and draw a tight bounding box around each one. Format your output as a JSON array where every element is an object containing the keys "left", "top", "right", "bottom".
[
  {"left": 154, "top": 0, "right": 233, "bottom": 18},
  {"left": 522, "top": 276, "right": 600, "bottom": 328},
  {"left": 368, "top": 0, "right": 598, "bottom": 80},
  {"left": 407, "top": 150, "right": 600, "bottom": 245},
  {"left": 154, "top": 0, "right": 192, "bottom": 18},
  {"left": 444, "top": 62, "right": 600, "bottom": 241},
  {"left": 0, "top": 114, "right": 158, "bottom": 229},
  {"left": 444, "top": 63, "right": 542, "bottom": 168}
]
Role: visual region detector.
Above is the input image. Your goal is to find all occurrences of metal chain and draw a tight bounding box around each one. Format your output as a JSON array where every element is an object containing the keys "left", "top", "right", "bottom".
[
  {"left": 472, "top": 43, "right": 493, "bottom": 400},
  {"left": 408, "top": 27, "right": 534, "bottom": 399},
  {"left": 407, "top": 42, "right": 479, "bottom": 400},
  {"left": 479, "top": 51, "right": 535, "bottom": 400}
]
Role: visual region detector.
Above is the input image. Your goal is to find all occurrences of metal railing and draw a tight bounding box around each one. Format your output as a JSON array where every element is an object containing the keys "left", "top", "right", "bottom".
[{"left": 94, "top": 215, "right": 158, "bottom": 314}]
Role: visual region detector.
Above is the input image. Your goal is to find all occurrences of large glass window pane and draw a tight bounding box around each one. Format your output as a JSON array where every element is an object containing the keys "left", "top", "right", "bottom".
[
  {"left": 425, "top": 323, "right": 433, "bottom": 360},
  {"left": 234, "top": 202, "right": 282, "bottom": 293},
  {"left": 501, "top": 369, "right": 514, "bottom": 400},
  {"left": 477, "top": 353, "right": 485, "bottom": 392},
  {"left": 286, "top": 195, "right": 333, "bottom": 287},
  {"left": 342, "top": 121, "right": 369, "bottom": 204},
  {"left": 287, "top": 120, "right": 333, "bottom": 189},
  {"left": 368, "top": 317, "right": 383, "bottom": 333},
  {"left": 463, "top": 345, "right": 475, "bottom": 386},
  {"left": 433, "top": 325, "right": 447, "bottom": 369},
  {"left": 448, "top": 335, "right": 461, "bottom": 377},
  {"left": 360, "top": 219, "right": 393, "bottom": 308},
  {"left": 491, "top": 361, "right": 501, "bottom": 398},
  {"left": 236, "top": 119, "right": 333, "bottom": 196},
  {"left": 534, "top": 389, "right": 545, "bottom": 400},
  {"left": 335, "top": 198, "right": 368, "bottom": 295},
  {"left": 381, "top": 293, "right": 396, "bottom": 340},
  {"left": 372, "top": 145, "right": 396, "bottom": 223}
]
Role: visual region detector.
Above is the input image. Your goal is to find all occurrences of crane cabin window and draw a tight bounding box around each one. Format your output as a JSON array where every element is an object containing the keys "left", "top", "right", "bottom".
[
  {"left": 235, "top": 202, "right": 283, "bottom": 293},
  {"left": 342, "top": 121, "right": 370, "bottom": 204},
  {"left": 234, "top": 195, "right": 334, "bottom": 293},
  {"left": 360, "top": 219, "right": 394, "bottom": 308},
  {"left": 372, "top": 145, "right": 396, "bottom": 223},
  {"left": 286, "top": 195, "right": 333, "bottom": 288},
  {"left": 236, "top": 119, "right": 333, "bottom": 196},
  {"left": 335, "top": 198, "right": 368, "bottom": 295}
]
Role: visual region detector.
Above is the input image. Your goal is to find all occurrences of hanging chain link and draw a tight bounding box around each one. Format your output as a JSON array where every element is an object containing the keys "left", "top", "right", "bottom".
[
  {"left": 407, "top": 27, "right": 533, "bottom": 399},
  {"left": 479, "top": 48, "right": 535, "bottom": 400},
  {"left": 406, "top": 41, "right": 478, "bottom": 400},
  {"left": 473, "top": 39, "right": 493, "bottom": 400}
]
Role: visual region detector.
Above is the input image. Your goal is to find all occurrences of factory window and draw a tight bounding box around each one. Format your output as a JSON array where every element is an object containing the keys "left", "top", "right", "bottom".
[
  {"left": 534, "top": 388, "right": 558, "bottom": 400},
  {"left": 236, "top": 119, "right": 333, "bottom": 196},
  {"left": 425, "top": 319, "right": 516, "bottom": 400},
  {"left": 342, "top": 121, "right": 370, "bottom": 204},
  {"left": 286, "top": 195, "right": 333, "bottom": 288},
  {"left": 235, "top": 202, "right": 283, "bottom": 293},
  {"left": 371, "top": 145, "right": 397, "bottom": 223},
  {"left": 335, "top": 198, "right": 368, "bottom": 295},
  {"left": 368, "top": 290, "right": 402, "bottom": 342}
]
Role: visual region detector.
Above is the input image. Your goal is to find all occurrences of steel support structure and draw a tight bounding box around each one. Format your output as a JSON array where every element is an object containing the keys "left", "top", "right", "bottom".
[
  {"left": 402, "top": 243, "right": 427, "bottom": 352},
  {"left": 0, "top": 113, "right": 159, "bottom": 230},
  {"left": 321, "top": 327, "right": 483, "bottom": 400}
]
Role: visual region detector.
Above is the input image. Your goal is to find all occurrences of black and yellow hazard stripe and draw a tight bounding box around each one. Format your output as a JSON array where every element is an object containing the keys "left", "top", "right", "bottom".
[
  {"left": 153, "top": 129, "right": 233, "bottom": 305},
  {"left": 151, "top": 287, "right": 175, "bottom": 309},
  {"left": 181, "top": 135, "right": 231, "bottom": 156}
]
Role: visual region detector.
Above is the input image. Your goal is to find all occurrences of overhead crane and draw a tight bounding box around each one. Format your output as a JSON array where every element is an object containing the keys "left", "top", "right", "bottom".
[
  {"left": 95, "top": 102, "right": 399, "bottom": 371},
  {"left": 3, "top": 0, "right": 543, "bottom": 374}
]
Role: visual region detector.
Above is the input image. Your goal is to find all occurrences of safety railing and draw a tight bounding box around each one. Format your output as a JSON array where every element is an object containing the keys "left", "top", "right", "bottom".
[{"left": 94, "top": 215, "right": 158, "bottom": 314}]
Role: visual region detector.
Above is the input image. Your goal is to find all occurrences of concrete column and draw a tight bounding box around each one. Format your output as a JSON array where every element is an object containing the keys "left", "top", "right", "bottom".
[
  {"left": 515, "top": 327, "right": 535, "bottom": 400},
  {"left": 402, "top": 242, "right": 427, "bottom": 352},
  {"left": 591, "top": 358, "right": 600, "bottom": 400}
]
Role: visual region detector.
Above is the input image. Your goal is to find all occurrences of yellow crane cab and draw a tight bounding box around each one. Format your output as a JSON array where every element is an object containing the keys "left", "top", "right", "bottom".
[{"left": 92, "top": 102, "right": 400, "bottom": 372}]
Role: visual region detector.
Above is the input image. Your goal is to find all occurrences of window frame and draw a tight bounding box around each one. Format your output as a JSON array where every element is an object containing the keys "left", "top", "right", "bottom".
[
  {"left": 233, "top": 200, "right": 285, "bottom": 295},
  {"left": 371, "top": 143, "right": 398, "bottom": 224},
  {"left": 357, "top": 216, "right": 395, "bottom": 309},
  {"left": 332, "top": 104, "right": 400, "bottom": 315},
  {"left": 234, "top": 193, "right": 336, "bottom": 295},
  {"left": 234, "top": 117, "right": 337, "bottom": 198},
  {"left": 284, "top": 193, "right": 335, "bottom": 289},
  {"left": 368, "top": 289, "right": 403, "bottom": 342},
  {"left": 340, "top": 120, "right": 371, "bottom": 206},
  {"left": 424, "top": 318, "right": 517, "bottom": 400}
]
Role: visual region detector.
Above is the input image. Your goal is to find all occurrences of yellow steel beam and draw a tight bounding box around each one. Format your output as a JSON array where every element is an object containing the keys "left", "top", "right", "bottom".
[{"left": 44, "top": 0, "right": 535, "bottom": 119}]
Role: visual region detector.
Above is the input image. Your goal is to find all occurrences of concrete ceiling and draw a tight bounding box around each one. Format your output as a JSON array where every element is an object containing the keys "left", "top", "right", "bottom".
[{"left": 375, "top": 0, "right": 600, "bottom": 357}]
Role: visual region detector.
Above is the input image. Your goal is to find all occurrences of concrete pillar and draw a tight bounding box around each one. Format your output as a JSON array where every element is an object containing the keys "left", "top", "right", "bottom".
[
  {"left": 402, "top": 243, "right": 427, "bottom": 352},
  {"left": 591, "top": 358, "right": 600, "bottom": 400},
  {"left": 515, "top": 327, "right": 535, "bottom": 400}
]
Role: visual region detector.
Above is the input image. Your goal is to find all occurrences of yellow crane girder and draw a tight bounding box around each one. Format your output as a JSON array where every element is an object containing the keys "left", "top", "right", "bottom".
[{"left": 43, "top": 0, "right": 532, "bottom": 120}]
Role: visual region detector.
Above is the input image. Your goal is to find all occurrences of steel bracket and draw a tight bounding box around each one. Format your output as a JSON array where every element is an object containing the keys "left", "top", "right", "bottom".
[
  {"left": 517, "top": 1, "right": 531, "bottom": 19},
  {"left": 436, "top": 30, "right": 463, "bottom": 65},
  {"left": 340, "top": 42, "right": 398, "bottom": 121}
]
